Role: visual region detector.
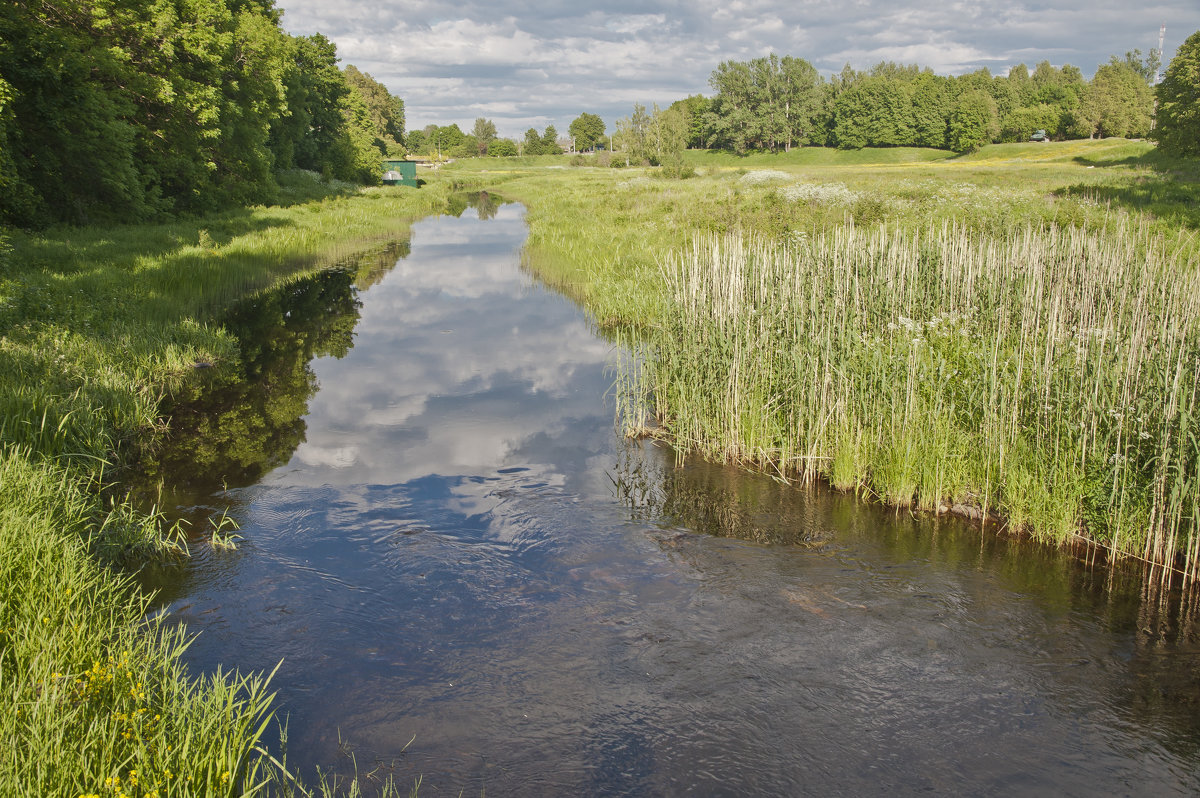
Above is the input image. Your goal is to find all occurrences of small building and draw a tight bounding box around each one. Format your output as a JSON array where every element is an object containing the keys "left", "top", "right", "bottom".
[{"left": 382, "top": 159, "right": 418, "bottom": 187}]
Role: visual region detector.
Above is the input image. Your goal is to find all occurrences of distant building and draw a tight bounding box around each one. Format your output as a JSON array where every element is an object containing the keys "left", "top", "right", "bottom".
[{"left": 381, "top": 159, "right": 418, "bottom": 187}]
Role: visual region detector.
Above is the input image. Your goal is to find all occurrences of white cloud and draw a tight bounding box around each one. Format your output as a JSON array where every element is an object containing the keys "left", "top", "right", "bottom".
[{"left": 275, "top": 0, "right": 1200, "bottom": 134}]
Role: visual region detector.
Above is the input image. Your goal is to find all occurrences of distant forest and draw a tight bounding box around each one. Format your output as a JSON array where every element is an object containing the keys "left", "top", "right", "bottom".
[
  {"left": 438, "top": 51, "right": 1170, "bottom": 163},
  {"left": 691, "top": 52, "right": 1157, "bottom": 152},
  {"left": 1, "top": 1, "right": 1197, "bottom": 227}
]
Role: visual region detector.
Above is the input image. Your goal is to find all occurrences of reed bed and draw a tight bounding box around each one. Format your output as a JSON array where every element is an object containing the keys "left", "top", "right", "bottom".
[{"left": 630, "top": 222, "right": 1200, "bottom": 580}]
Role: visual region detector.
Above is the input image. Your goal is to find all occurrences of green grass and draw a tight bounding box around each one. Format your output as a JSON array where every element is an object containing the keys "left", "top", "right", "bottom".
[
  {"left": 0, "top": 175, "right": 451, "bottom": 796},
  {"left": 443, "top": 140, "right": 1200, "bottom": 582},
  {"left": 0, "top": 450, "right": 279, "bottom": 797}
]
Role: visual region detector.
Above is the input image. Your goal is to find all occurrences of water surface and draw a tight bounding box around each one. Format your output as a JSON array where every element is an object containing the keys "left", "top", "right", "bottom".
[{"left": 152, "top": 198, "right": 1200, "bottom": 796}]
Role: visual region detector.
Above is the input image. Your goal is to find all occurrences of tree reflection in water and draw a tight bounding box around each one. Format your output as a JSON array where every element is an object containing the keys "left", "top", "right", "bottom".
[{"left": 142, "top": 243, "right": 409, "bottom": 495}]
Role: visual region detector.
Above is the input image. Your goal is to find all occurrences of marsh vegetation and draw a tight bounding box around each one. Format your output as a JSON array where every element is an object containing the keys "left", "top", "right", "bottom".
[{"left": 450, "top": 139, "right": 1200, "bottom": 583}]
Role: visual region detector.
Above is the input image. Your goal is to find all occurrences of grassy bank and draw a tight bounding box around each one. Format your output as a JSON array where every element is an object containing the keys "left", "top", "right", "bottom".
[
  {"left": 0, "top": 176, "right": 448, "bottom": 796},
  {"left": 446, "top": 141, "right": 1200, "bottom": 581}
]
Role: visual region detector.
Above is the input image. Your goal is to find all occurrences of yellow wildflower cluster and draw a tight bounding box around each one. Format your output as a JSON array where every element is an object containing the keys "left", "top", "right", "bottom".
[
  {"left": 85, "top": 766, "right": 172, "bottom": 798},
  {"left": 76, "top": 650, "right": 134, "bottom": 701}
]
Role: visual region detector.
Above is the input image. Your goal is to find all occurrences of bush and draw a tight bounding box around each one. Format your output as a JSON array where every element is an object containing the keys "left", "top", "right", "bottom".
[{"left": 659, "top": 153, "right": 696, "bottom": 179}]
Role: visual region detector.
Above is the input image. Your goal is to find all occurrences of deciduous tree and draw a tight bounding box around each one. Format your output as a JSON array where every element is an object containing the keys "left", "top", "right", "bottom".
[
  {"left": 1077, "top": 59, "right": 1154, "bottom": 138},
  {"left": 541, "top": 125, "right": 563, "bottom": 155},
  {"left": 1153, "top": 30, "right": 1200, "bottom": 157},
  {"left": 472, "top": 118, "right": 497, "bottom": 155},
  {"left": 568, "top": 112, "right": 606, "bottom": 151},
  {"left": 947, "top": 90, "right": 999, "bottom": 152}
]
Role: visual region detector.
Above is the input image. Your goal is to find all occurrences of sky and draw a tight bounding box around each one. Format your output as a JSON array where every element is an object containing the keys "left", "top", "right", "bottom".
[{"left": 275, "top": 1, "right": 1200, "bottom": 139}]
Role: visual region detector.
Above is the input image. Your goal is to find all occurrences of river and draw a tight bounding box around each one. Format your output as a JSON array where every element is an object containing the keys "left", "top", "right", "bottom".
[{"left": 143, "top": 194, "right": 1200, "bottom": 796}]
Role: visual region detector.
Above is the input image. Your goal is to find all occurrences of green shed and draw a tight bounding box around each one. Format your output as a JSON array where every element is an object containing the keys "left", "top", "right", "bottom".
[{"left": 382, "top": 159, "right": 418, "bottom": 187}]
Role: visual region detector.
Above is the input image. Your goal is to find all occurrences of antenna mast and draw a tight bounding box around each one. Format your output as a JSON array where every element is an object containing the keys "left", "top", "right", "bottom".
[{"left": 1156, "top": 24, "right": 1166, "bottom": 85}]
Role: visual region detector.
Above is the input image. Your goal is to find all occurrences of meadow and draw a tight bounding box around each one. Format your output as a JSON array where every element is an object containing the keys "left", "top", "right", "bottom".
[
  {"left": 446, "top": 139, "right": 1200, "bottom": 581},
  {"left": 0, "top": 173, "right": 446, "bottom": 796}
]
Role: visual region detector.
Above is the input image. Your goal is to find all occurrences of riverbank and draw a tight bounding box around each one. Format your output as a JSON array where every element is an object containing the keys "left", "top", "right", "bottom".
[
  {"left": 445, "top": 140, "right": 1200, "bottom": 582},
  {"left": 0, "top": 177, "right": 447, "bottom": 796}
]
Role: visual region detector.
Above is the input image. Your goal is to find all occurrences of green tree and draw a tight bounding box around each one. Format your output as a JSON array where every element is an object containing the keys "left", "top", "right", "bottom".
[
  {"left": 472, "top": 118, "right": 497, "bottom": 155},
  {"left": 432, "top": 124, "right": 464, "bottom": 156},
  {"left": 0, "top": 0, "right": 395, "bottom": 226},
  {"left": 406, "top": 128, "right": 427, "bottom": 154},
  {"left": 947, "top": 89, "right": 1000, "bottom": 152},
  {"left": 340, "top": 84, "right": 383, "bottom": 183},
  {"left": 831, "top": 77, "right": 914, "bottom": 149},
  {"left": 647, "top": 104, "right": 687, "bottom": 162},
  {"left": 614, "top": 103, "right": 653, "bottom": 161},
  {"left": 707, "top": 54, "right": 822, "bottom": 152},
  {"left": 451, "top": 135, "right": 479, "bottom": 158},
  {"left": 522, "top": 127, "right": 544, "bottom": 155},
  {"left": 1006, "top": 63, "right": 1037, "bottom": 106},
  {"left": 1028, "top": 60, "right": 1087, "bottom": 138},
  {"left": 343, "top": 65, "right": 405, "bottom": 153},
  {"left": 568, "top": 112, "right": 606, "bottom": 151},
  {"left": 707, "top": 59, "right": 757, "bottom": 152},
  {"left": 487, "top": 138, "right": 518, "bottom": 156},
  {"left": 270, "top": 34, "right": 351, "bottom": 176},
  {"left": 1153, "top": 30, "right": 1200, "bottom": 157},
  {"left": 776, "top": 56, "right": 823, "bottom": 149},
  {"left": 1078, "top": 59, "right": 1154, "bottom": 138},
  {"left": 910, "top": 72, "right": 951, "bottom": 148},
  {"left": 1000, "top": 104, "right": 1063, "bottom": 142},
  {"left": 1123, "top": 48, "right": 1162, "bottom": 85},
  {"left": 541, "top": 125, "right": 563, "bottom": 154},
  {"left": 668, "top": 95, "right": 711, "bottom": 149}
]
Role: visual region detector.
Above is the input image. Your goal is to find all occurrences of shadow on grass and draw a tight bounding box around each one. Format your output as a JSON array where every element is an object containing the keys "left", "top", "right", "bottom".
[
  {"left": 1072, "top": 147, "right": 1200, "bottom": 177},
  {"left": 1059, "top": 150, "right": 1200, "bottom": 230},
  {"left": 10, "top": 206, "right": 300, "bottom": 274}
]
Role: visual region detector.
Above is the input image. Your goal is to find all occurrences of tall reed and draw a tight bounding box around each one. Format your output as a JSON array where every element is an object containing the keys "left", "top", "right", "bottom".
[{"left": 630, "top": 221, "right": 1200, "bottom": 580}]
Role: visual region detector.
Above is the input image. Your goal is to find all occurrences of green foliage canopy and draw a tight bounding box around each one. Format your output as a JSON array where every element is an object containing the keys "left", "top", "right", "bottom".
[
  {"left": 569, "top": 112, "right": 606, "bottom": 151},
  {"left": 1153, "top": 30, "right": 1200, "bottom": 157},
  {"left": 0, "top": 0, "right": 408, "bottom": 227},
  {"left": 707, "top": 54, "right": 822, "bottom": 153},
  {"left": 947, "top": 90, "right": 1000, "bottom": 152},
  {"left": 1078, "top": 59, "right": 1154, "bottom": 139}
]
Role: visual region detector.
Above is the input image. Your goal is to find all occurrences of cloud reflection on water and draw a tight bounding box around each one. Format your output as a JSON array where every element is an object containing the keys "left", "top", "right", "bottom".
[{"left": 274, "top": 202, "right": 615, "bottom": 515}]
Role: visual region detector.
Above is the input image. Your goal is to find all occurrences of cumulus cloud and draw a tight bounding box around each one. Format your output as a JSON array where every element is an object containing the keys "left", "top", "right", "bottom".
[{"left": 275, "top": 0, "right": 1200, "bottom": 135}]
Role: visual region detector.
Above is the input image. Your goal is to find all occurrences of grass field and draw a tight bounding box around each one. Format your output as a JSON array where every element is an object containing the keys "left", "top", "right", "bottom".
[
  {"left": 444, "top": 140, "right": 1200, "bottom": 581},
  {"left": 0, "top": 174, "right": 447, "bottom": 796}
]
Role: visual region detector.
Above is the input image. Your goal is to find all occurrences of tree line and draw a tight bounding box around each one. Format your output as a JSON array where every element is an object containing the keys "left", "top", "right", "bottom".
[
  {"left": 423, "top": 32, "right": 1197, "bottom": 167},
  {"left": 0, "top": 0, "right": 406, "bottom": 227},
  {"left": 405, "top": 119, "right": 568, "bottom": 158},
  {"left": 684, "top": 49, "right": 1165, "bottom": 155}
]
